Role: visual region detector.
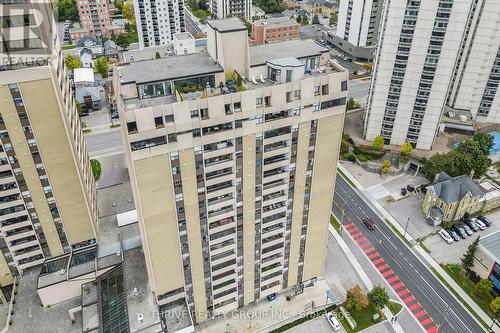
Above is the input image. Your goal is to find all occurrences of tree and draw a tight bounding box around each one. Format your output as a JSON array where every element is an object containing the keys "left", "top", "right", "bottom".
[
  {"left": 123, "top": 0, "right": 136, "bottom": 26},
  {"left": 312, "top": 14, "right": 320, "bottom": 25},
  {"left": 382, "top": 160, "right": 391, "bottom": 174},
  {"left": 472, "top": 132, "right": 494, "bottom": 156},
  {"left": 115, "top": 33, "right": 131, "bottom": 49},
  {"left": 65, "top": 54, "right": 80, "bottom": 71},
  {"left": 474, "top": 279, "right": 492, "bottom": 298},
  {"left": 401, "top": 141, "right": 413, "bottom": 156},
  {"left": 187, "top": 0, "right": 199, "bottom": 10},
  {"left": 296, "top": 14, "right": 302, "bottom": 24},
  {"left": 346, "top": 97, "right": 360, "bottom": 110},
  {"left": 345, "top": 285, "right": 369, "bottom": 312},
  {"left": 462, "top": 236, "right": 479, "bottom": 271},
  {"left": 329, "top": 12, "right": 338, "bottom": 26},
  {"left": 115, "top": 0, "right": 124, "bottom": 12},
  {"left": 491, "top": 297, "right": 500, "bottom": 315},
  {"left": 155, "top": 51, "right": 161, "bottom": 59},
  {"left": 94, "top": 56, "right": 109, "bottom": 77},
  {"left": 368, "top": 285, "right": 390, "bottom": 310},
  {"left": 55, "top": 0, "right": 78, "bottom": 22},
  {"left": 302, "top": 15, "right": 309, "bottom": 25},
  {"left": 373, "top": 135, "right": 385, "bottom": 150},
  {"left": 198, "top": 0, "right": 208, "bottom": 10},
  {"left": 455, "top": 139, "right": 491, "bottom": 179}
]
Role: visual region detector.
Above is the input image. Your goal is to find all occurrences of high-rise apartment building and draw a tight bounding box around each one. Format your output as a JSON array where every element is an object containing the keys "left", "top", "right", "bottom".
[
  {"left": 0, "top": 1, "right": 98, "bottom": 288},
  {"left": 134, "top": 0, "right": 186, "bottom": 48},
  {"left": 210, "top": 0, "right": 251, "bottom": 20},
  {"left": 116, "top": 18, "right": 347, "bottom": 325},
  {"left": 327, "top": 0, "right": 383, "bottom": 61},
  {"left": 76, "top": 0, "right": 115, "bottom": 36},
  {"left": 364, "top": 0, "right": 500, "bottom": 150}
]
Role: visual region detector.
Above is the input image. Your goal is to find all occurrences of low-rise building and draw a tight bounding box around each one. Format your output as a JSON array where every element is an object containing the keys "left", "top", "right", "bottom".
[
  {"left": 480, "top": 181, "right": 500, "bottom": 212},
  {"left": 304, "top": 0, "right": 336, "bottom": 17},
  {"left": 173, "top": 32, "right": 196, "bottom": 55},
  {"left": 104, "top": 40, "right": 119, "bottom": 59},
  {"left": 423, "top": 172, "right": 485, "bottom": 225},
  {"left": 250, "top": 17, "right": 300, "bottom": 46},
  {"left": 76, "top": 36, "right": 104, "bottom": 58},
  {"left": 473, "top": 231, "right": 500, "bottom": 294}
]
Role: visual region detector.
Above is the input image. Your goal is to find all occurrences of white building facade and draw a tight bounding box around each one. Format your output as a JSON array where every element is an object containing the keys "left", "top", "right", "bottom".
[
  {"left": 134, "top": 0, "right": 186, "bottom": 48},
  {"left": 210, "top": 0, "right": 251, "bottom": 20},
  {"left": 365, "top": 0, "right": 500, "bottom": 150}
]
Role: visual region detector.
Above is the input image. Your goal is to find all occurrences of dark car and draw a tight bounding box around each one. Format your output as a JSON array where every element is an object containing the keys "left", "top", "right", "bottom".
[
  {"left": 363, "top": 217, "right": 375, "bottom": 231},
  {"left": 463, "top": 219, "right": 479, "bottom": 232},
  {"left": 445, "top": 228, "right": 460, "bottom": 241},
  {"left": 111, "top": 112, "right": 119, "bottom": 119},
  {"left": 452, "top": 224, "right": 467, "bottom": 239},
  {"left": 401, "top": 188, "right": 407, "bottom": 196},
  {"left": 477, "top": 215, "right": 493, "bottom": 227},
  {"left": 407, "top": 184, "right": 415, "bottom": 192}
]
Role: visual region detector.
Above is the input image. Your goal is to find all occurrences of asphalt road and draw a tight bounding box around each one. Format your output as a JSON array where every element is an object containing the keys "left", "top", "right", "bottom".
[
  {"left": 84, "top": 129, "right": 123, "bottom": 155},
  {"left": 332, "top": 174, "right": 486, "bottom": 333},
  {"left": 348, "top": 78, "right": 370, "bottom": 103}
]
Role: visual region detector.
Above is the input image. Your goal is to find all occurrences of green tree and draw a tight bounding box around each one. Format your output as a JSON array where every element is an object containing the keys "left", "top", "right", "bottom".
[
  {"left": 373, "top": 135, "right": 385, "bottom": 150},
  {"left": 368, "top": 285, "right": 390, "bottom": 310},
  {"left": 346, "top": 97, "right": 360, "bottom": 110},
  {"left": 65, "top": 54, "right": 80, "bottom": 71},
  {"left": 472, "top": 132, "right": 494, "bottom": 156},
  {"left": 123, "top": 0, "right": 136, "bottom": 26},
  {"left": 474, "top": 279, "right": 492, "bottom": 298},
  {"left": 302, "top": 15, "right": 309, "bottom": 25},
  {"left": 187, "top": 0, "right": 199, "bottom": 10},
  {"left": 345, "top": 285, "right": 369, "bottom": 312},
  {"left": 115, "top": 0, "right": 124, "bottom": 12},
  {"left": 382, "top": 160, "right": 391, "bottom": 174},
  {"left": 312, "top": 14, "right": 320, "bottom": 24},
  {"left": 455, "top": 139, "right": 491, "bottom": 179},
  {"left": 94, "top": 56, "right": 109, "bottom": 77},
  {"left": 55, "top": 0, "right": 78, "bottom": 21},
  {"left": 491, "top": 297, "right": 500, "bottom": 315},
  {"left": 155, "top": 51, "right": 161, "bottom": 59},
  {"left": 462, "top": 236, "right": 480, "bottom": 271},
  {"left": 329, "top": 12, "right": 337, "bottom": 26},
  {"left": 115, "top": 33, "right": 131, "bottom": 49},
  {"left": 296, "top": 14, "right": 302, "bottom": 24},
  {"left": 401, "top": 141, "right": 413, "bottom": 155}
]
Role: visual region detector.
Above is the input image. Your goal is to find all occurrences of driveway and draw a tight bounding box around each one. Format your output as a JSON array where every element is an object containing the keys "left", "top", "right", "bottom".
[
  {"left": 286, "top": 315, "right": 347, "bottom": 333},
  {"left": 384, "top": 195, "right": 435, "bottom": 239}
]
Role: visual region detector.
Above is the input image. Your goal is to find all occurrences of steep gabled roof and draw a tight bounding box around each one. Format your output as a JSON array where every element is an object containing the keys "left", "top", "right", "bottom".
[{"left": 430, "top": 172, "right": 484, "bottom": 204}]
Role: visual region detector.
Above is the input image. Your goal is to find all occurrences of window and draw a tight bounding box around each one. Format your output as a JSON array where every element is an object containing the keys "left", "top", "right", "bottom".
[
  {"left": 264, "top": 96, "right": 271, "bottom": 107},
  {"left": 233, "top": 102, "right": 241, "bottom": 111},
  {"left": 235, "top": 120, "right": 243, "bottom": 128},
  {"left": 155, "top": 116, "right": 164, "bottom": 128},
  {"left": 313, "top": 103, "right": 320, "bottom": 112},
  {"left": 167, "top": 133, "right": 177, "bottom": 143},
  {"left": 191, "top": 109, "right": 199, "bottom": 118},
  {"left": 225, "top": 103, "right": 232, "bottom": 115},
  {"left": 321, "top": 84, "right": 329, "bottom": 95},
  {"left": 127, "top": 121, "right": 138, "bottom": 134},
  {"left": 192, "top": 128, "right": 201, "bottom": 137},
  {"left": 294, "top": 90, "right": 301, "bottom": 99},
  {"left": 314, "top": 86, "right": 320, "bottom": 95},
  {"left": 286, "top": 70, "right": 292, "bottom": 83},
  {"left": 341, "top": 80, "right": 348, "bottom": 91},
  {"left": 293, "top": 107, "right": 300, "bottom": 116},
  {"left": 256, "top": 97, "right": 263, "bottom": 107},
  {"left": 286, "top": 92, "right": 293, "bottom": 103},
  {"left": 165, "top": 114, "right": 174, "bottom": 123},
  {"left": 320, "top": 97, "right": 346, "bottom": 110},
  {"left": 201, "top": 108, "right": 209, "bottom": 119}
]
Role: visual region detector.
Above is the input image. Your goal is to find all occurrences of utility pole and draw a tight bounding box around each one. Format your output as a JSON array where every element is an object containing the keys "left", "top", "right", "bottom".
[
  {"left": 436, "top": 304, "right": 450, "bottom": 333},
  {"left": 339, "top": 203, "right": 346, "bottom": 236},
  {"left": 403, "top": 217, "right": 409, "bottom": 239}
]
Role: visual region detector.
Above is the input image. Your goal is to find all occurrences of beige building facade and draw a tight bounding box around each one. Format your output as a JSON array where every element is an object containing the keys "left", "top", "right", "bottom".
[
  {"left": 0, "top": 1, "right": 98, "bottom": 287},
  {"left": 116, "top": 17, "right": 347, "bottom": 325}
]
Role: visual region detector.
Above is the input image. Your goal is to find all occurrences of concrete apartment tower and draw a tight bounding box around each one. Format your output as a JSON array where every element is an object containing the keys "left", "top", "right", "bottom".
[
  {"left": 330, "top": 0, "right": 383, "bottom": 61},
  {"left": 0, "top": 1, "right": 98, "bottom": 289},
  {"left": 364, "top": 0, "right": 500, "bottom": 150},
  {"left": 134, "top": 0, "right": 186, "bottom": 48},
  {"left": 210, "top": 0, "right": 251, "bottom": 19},
  {"left": 76, "top": 0, "right": 113, "bottom": 36},
  {"left": 116, "top": 17, "right": 347, "bottom": 327}
]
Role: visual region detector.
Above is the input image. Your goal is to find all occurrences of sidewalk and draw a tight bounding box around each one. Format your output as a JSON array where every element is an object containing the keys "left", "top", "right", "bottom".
[{"left": 337, "top": 163, "right": 499, "bottom": 333}]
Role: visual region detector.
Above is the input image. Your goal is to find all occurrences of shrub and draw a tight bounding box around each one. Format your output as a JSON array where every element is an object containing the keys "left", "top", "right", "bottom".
[
  {"left": 341, "top": 140, "right": 349, "bottom": 155},
  {"left": 373, "top": 135, "right": 385, "bottom": 150},
  {"left": 343, "top": 152, "right": 356, "bottom": 162},
  {"left": 342, "top": 132, "right": 351, "bottom": 141},
  {"left": 357, "top": 154, "right": 367, "bottom": 162},
  {"left": 190, "top": 85, "right": 198, "bottom": 92},
  {"left": 182, "top": 86, "right": 190, "bottom": 93}
]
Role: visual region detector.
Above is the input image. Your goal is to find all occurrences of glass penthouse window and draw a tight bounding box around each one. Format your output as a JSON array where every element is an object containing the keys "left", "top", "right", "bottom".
[{"left": 138, "top": 81, "right": 172, "bottom": 99}]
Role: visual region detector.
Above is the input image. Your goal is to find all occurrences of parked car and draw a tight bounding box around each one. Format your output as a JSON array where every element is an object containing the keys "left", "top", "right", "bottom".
[
  {"left": 401, "top": 188, "right": 407, "bottom": 196},
  {"left": 266, "top": 293, "right": 276, "bottom": 302},
  {"left": 407, "top": 184, "right": 415, "bottom": 192},
  {"left": 439, "top": 229, "right": 453, "bottom": 244},
  {"left": 474, "top": 218, "right": 487, "bottom": 230},
  {"left": 460, "top": 223, "right": 473, "bottom": 236},
  {"left": 445, "top": 228, "right": 460, "bottom": 242},
  {"left": 464, "top": 219, "right": 479, "bottom": 232},
  {"left": 452, "top": 224, "right": 467, "bottom": 239},
  {"left": 477, "top": 215, "right": 492, "bottom": 227},
  {"left": 111, "top": 112, "right": 119, "bottom": 119},
  {"left": 326, "top": 313, "right": 341, "bottom": 331},
  {"left": 363, "top": 217, "right": 375, "bottom": 231}
]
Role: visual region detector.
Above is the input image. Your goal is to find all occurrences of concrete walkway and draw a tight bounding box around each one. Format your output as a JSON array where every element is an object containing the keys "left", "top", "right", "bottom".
[{"left": 338, "top": 163, "right": 500, "bottom": 333}]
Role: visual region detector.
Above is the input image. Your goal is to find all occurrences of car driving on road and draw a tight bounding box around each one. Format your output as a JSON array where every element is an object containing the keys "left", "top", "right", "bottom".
[{"left": 363, "top": 217, "right": 375, "bottom": 231}]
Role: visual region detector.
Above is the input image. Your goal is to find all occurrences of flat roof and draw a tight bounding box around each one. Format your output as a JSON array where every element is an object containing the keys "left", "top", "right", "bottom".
[
  {"left": 255, "top": 17, "right": 298, "bottom": 27},
  {"left": 250, "top": 39, "right": 328, "bottom": 66},
  {"left": 480, "top": 231, "right": 500, "bottom": 261},
  {"left": 174, "top": 32, "right": 194, "bottom": 40},
  {"left": 120, "top": 52, "right": 223, "bottom": 84},
  {"left": 74, "top": 68, "right": 95, "bottom": 83},
  {"left": 207, "top": 18, "right": 247, "bottom": 32}
]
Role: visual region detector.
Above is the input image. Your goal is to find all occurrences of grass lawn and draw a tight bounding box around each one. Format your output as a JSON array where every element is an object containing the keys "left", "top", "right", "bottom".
[
  {"left": 330, "top": 214, "right": 342, "bottom": 233},
  {"left": 62, "top": 44, "right": 76, "bottom": 50},
  {"left": 442, "top": 264, "right": 495, "bottom": 318},
  {"left": 336, "top": 303, "right": 385, "bottom": 333},
  {"left": 90, "top": 159, "right": 102, "bottom": 181},
  {"left": 388, "top": 300, "right": 403, "bottom": 315}
]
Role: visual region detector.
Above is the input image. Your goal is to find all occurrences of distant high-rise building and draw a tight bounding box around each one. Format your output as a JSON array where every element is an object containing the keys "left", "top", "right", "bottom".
[
  {"left": 210, "top": 0, "right": 251, "bottom": 20},
  {"left": 134, "top": 0, "right": 186, "bottom": 48},
  {"left": 116, "top": 17, "right": 347, "bottom": 324},
  {"left": 364, "top": 0, "right": 500, "bottom": 150},
  {"left": 0, "top": 0, "right": 98, "bottom": 288},
  {"left": 326, "top": 0, "right": 383, "bottom": 61},
  {"left": 76, "top": 0, "right": 121, "bottom": 36}
]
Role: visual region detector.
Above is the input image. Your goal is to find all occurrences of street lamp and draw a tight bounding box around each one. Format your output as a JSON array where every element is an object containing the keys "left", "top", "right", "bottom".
[{"left": 403, "top": 217, "right": 409, "bottom": 239}]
